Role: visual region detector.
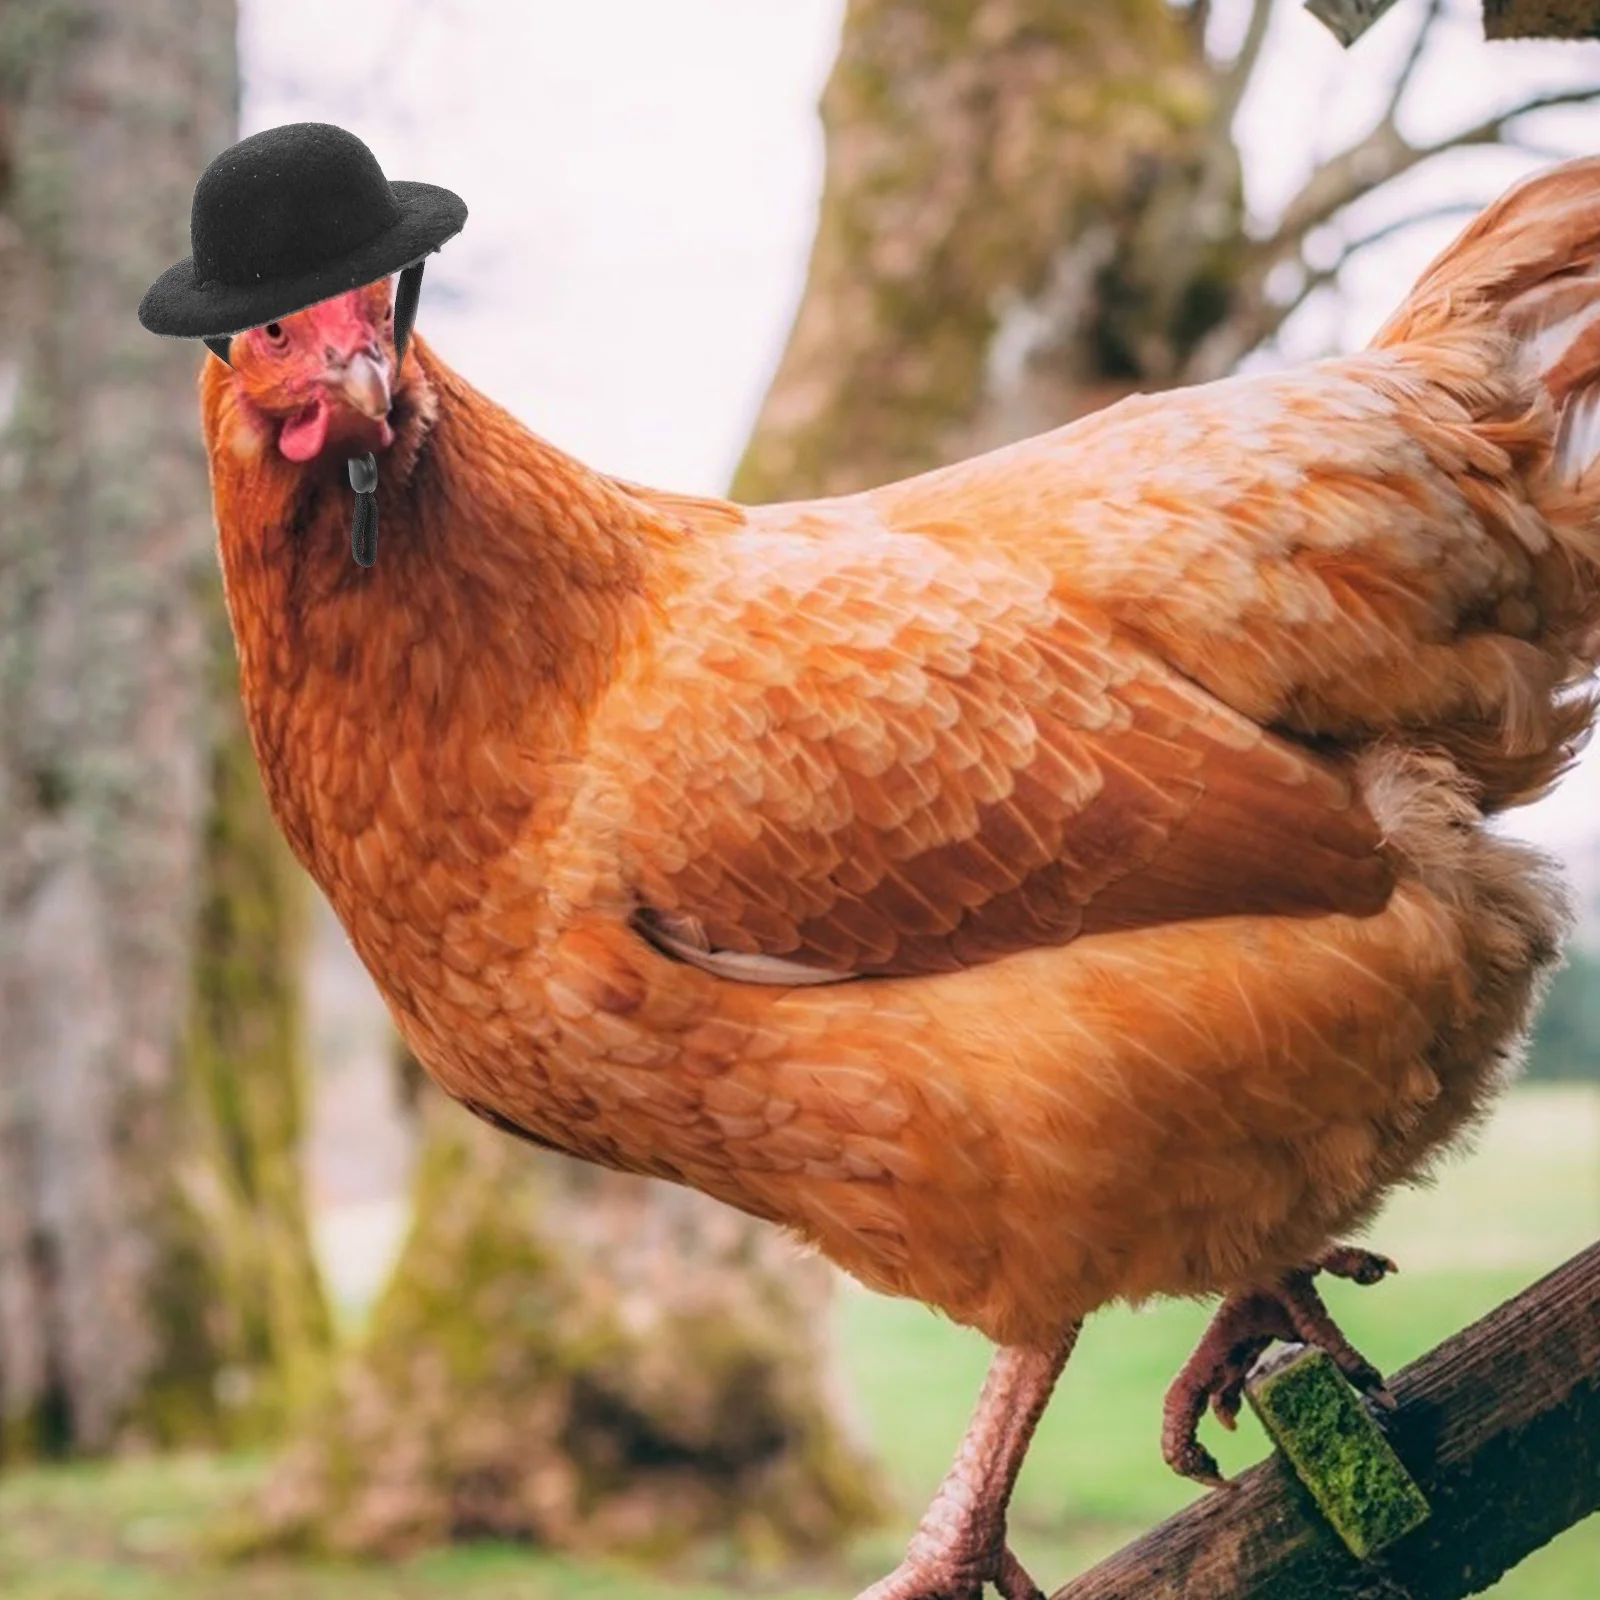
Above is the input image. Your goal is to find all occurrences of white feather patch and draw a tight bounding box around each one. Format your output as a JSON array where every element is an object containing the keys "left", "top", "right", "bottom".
[
  {"left": 1554, "top": 385, "right": 1600, "bottom": 485},
  {"left": 671, "top": 947, "right": 857, "bottom": 986},
  {"left": 1528, "top": 301, "right": 1600, "bottom": 380},
  {"left": 633, "top": 907, "right": 856, "bottom": 986}
]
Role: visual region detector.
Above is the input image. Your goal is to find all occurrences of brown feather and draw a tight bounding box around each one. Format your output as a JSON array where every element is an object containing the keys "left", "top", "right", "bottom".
[{"left": 590, "top": 534, "right": 1390, "bottom": 980}]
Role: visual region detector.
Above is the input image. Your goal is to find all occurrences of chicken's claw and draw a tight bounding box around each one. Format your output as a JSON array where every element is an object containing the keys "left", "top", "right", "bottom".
[
  {"left": 857, "top": 1335, "right": 1077, "bottom": 1600},
  {"left": 854, "top": 1539, "right": 1044, "bottom": 1600},
  {"left": 1313, "top": 1244, "right": 1399, "bottom": 1286},
  {"left": 1162, "top": 1245, "right": 1397, "bottom": 1487},
  {"left": 1206, "top": 1344, "right": 1264, "bottom": 1432},
  {"left": 1164, "top": 1435, "right": 1230, "bottom": 1492},
  {"left": 1275, "top": 1262, "right": 1388, "bottom": 1396}
]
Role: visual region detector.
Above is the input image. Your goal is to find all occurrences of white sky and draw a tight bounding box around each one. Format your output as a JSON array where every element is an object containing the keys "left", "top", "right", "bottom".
[{"left": 240, "top": 0, "right": 1600, "bottom": 902}]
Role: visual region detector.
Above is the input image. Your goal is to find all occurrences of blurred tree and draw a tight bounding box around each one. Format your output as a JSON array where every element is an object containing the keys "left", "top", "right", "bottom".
[
  {"left": 0, "top": 0, "right": 327, "bottom": 1460},
  {"left": 736, "top": 0, "right": 1236, "bottom": 500},
  {"left": 244, "top": 1091, "right": 882, "bottom": 1566},
  {"left": 180, "top": 582, "right": 332, "bottom": 1437}
]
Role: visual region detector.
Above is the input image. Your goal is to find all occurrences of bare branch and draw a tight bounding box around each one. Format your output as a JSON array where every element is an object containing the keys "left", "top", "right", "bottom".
[
  {"left": 1323, "top": 199, "right": 1482, "bottom": 271},
  {"left": 1264, "top": 202, "right": 1479, "bottom": 337},
  {"left": 1181, "top": 200, "right": 1480, "bottom": 383},
  {"left": 1273, "top": 84, "right": 1600, "bottom": 261},
  {"left": 1217, "top": 0, "right": 1275, "bottom": 126},
  {"left": 1273, "top": 119, "right": 1413, "bottom": 256},
  {"left": 1384, "top": 0, "right": 1446, "bottom": 129},
  {"left": 1500, "top": 134, "right": 1582, "bottom": 164},
  {"left": 1441, "top": 83, "right": 1600, "bottom": 151},
  {"left": 1182, "top": 263, "right": 1338, "bottom": 382},
  {"left": 1187, "top": 69, "right": 1600, "bottom": 385},
  {"left": 1254, "top": 264, "right": 1340, "bottom": 344}
]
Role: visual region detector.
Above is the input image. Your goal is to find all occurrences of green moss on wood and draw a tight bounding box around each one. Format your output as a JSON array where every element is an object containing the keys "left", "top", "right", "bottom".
[
  {"left": 163, "top": 574, "right": 331, "bottom": 1448},
  {"left": 1247, "top": 1347, "right": 1431, "bottom": 1560}
]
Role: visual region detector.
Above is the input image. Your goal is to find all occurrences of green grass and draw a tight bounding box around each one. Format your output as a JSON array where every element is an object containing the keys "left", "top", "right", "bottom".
[{"left": 2, "top": 1086, "right": 1596, "bottom": 1599}]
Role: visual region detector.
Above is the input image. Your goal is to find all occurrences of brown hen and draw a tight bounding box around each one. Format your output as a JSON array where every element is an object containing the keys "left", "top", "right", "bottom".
[{"left": 200, "top": 161, "right": 1600, "bottom": 1599}]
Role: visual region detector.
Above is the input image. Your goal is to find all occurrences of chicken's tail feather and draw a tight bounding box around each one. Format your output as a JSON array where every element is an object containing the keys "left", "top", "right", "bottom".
[{"left": 1375, "top": 156, "right": 1600, "bottom": 482}]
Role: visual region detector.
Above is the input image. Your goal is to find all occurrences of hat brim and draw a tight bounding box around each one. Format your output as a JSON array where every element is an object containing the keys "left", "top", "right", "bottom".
[{"left": 137, "top": 180, "right": 467, "bottom": 339}]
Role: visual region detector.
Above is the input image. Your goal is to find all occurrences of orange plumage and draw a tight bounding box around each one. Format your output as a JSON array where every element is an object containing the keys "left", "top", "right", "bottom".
[{"left": 201, "top": 161, "right": 1600, "bottom": 1597}]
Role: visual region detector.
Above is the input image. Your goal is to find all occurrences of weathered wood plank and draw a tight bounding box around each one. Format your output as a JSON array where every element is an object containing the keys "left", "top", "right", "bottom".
[
  {"left": 1052, "top": 1241, "right": 1600, "bottom": 1600},
  {"left": 1484, "top": 0, "right": 1600, "bottom": 38},
  {"left": 1305, "top": 0, "right": 1405, "bottom": 46}
]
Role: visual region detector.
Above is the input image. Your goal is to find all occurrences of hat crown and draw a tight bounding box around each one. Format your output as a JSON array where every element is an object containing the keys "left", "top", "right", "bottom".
[{"left": 190, "top": 123, "right": 401, "bottom": 290}]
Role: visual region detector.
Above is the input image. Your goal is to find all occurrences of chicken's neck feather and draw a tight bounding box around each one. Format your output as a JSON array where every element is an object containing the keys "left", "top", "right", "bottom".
[{"left": 200, "top": 334, "right": 686, "bottom": 922}]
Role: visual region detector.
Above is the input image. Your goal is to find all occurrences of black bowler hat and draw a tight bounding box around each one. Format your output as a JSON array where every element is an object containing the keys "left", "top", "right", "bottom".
[
  {"left": 139, "top": 122, "right": 466, "bottom": 567},
  {"left": 138, "top": 121, "right": 466, "bottom": 340}
]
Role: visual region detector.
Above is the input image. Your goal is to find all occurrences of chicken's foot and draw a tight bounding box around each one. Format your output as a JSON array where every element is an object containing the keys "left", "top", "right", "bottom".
[
  {"left": 1161, "top": 1244, "right": 1397, "bottom": 1487},
  {"left": 856, "top": 1328, "right": 1080, "bottom": 1600}
]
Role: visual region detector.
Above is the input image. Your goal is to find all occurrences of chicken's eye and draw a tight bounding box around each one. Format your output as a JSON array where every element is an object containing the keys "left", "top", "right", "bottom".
[{"left": 263, "top": 321, "right": 286, "bottom": 345}]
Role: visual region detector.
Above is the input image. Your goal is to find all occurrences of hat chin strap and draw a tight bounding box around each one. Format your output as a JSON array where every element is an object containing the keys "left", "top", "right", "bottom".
[
  {"left": 202, "top": 259, "right": 427, "bottom": 570},
  {"left": 348, "top": 259, "right": 424, "bottom": 567}
]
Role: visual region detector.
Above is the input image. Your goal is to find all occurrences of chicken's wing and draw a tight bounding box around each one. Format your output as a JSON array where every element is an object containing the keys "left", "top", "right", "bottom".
[{"left": 590, "top": 523, "right": 1390, "bottom": 981}]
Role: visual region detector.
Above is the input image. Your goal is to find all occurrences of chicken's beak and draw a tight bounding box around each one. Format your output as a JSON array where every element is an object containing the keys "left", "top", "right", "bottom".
[{"left": 332, "top": 350, "right": 392, "bottom": 422}]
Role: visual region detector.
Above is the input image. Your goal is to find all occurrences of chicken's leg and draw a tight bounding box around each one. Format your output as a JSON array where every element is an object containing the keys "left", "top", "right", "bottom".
[
  {"left": 1162, "top": 1245, "right": 1397, "bottom": 1486},
  {"left": 857, "top": 1328, "right": 1081, "bottom": 1600}
]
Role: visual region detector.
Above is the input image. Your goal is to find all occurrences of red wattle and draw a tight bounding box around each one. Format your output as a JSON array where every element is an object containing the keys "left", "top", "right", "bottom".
[{"left": 279, "top": 398, "right": 330, "bottom": 461}]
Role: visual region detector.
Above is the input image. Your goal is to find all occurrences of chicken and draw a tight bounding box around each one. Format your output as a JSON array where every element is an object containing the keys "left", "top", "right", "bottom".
[{"left": 199, "top": 158, "right": 1600, "bottom": 1600}]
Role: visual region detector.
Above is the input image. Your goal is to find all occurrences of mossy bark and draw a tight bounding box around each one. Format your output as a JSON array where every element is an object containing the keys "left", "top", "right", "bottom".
[
  {"left": 1246, "top": 1347, "right": 1431, "bottom": 1559},
  {"left": 733, "top": 0, "right": 1249, "bottom": 504},
  {"left": 246, "top": 1101, "right": 883, "bottom": 1570},
  {"left": 0, "top": 0, "right": 244, "bottom": 1457},
  {"left": 178, "top": 576, "right": 333, "bottom": 1443}
]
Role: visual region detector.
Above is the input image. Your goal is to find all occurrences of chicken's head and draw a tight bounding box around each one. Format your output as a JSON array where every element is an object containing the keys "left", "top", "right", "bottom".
[{"left": 224, "top": 279, "right": 397, "bottom": 463}]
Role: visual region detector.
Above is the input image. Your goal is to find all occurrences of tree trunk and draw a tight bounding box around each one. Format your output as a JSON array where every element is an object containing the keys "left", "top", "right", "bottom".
[
  {"left": 0, "top": 0, "right": 325, "bottom": 1458},
  {"left": 246, "top": 1096, "right": 884, "bottom": 1568},
  {"left": 180, "top": 577, "right": 332, "bottom": 1440},
  {"left": 733, "top": 0, "right": 1248, "bottom": 503}
]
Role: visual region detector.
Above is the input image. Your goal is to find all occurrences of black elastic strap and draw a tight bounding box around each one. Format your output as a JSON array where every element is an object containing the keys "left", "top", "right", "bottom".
[
  {"left": 346, "top": 259, "right": 426, "bottom": 569},
  {"left": 348, "top": 453, "right": 378, "bottom": 566},
  {"left": 393, "top": 259, "right": 424, "bottom": 369},
  {"left": 204, "top": 334, "right": 233, "bottom": 366}
]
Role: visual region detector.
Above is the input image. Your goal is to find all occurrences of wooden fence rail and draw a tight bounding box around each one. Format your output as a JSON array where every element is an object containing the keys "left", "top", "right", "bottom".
[{"left": 1053, "top": 1240, "right": 1600, "bottom": 1599}]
